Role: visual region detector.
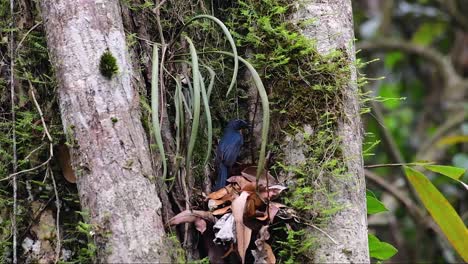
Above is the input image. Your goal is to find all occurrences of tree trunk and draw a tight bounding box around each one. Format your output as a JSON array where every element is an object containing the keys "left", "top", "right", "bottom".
[
  {"left": 290, "top": 0, "right": 369, "bottom": 262},
  {"left": 40, "top": 0, "right": 170, "bottom": 262}
]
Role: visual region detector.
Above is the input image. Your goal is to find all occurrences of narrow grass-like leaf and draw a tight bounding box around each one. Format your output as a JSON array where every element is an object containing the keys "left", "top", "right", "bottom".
[
  {"left": 185, "top": 15, "right": 239, "bottom": 96},
  {"left": 213, "top": 51, "right": 269, "bottom": 180},
  {"left": 151, "top": 45, "right": 167, "bottom": 179},
  {"left": 198, "top": 72, "right": 213, "bottom": 165},
  {"left": 404, "top": 166, "right": 468, "bottom": 261},
  {"left": 202, "top": 65, "right": 216, "bottom": 101},
  {"left": 184, "top": 36, "right": 201, "bottom": 171},
  {"left": 174, "top": 76, "right": 183, "bottom": 157}
]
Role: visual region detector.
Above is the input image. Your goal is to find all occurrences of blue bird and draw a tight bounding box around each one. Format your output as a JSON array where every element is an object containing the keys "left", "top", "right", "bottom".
[{"left": 214, "top": 119, "right": 249, "bottom": 190}]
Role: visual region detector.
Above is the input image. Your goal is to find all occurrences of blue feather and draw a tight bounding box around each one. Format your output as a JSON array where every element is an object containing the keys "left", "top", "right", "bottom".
[{"left": 213, "top": 119, "right": 248, "bottom": 190}]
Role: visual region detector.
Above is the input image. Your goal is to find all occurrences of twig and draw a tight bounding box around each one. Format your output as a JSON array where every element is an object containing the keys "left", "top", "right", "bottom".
[
  {"left": 29, "top": 82, "right": 53, "bottom": 143},
  {"left": 48, "top": 166, "right": 61, "bottom": 263},
  {"left": 15, "top": 21, "right": 43, "bottom": 53},
  {"left": 1, "top": 85, "right": 54, "bottom": 183},
  {"left": 364, "top": 162, "right": 433, "bottom": 168},
  {"left": 298, "top": 218, "right": 337, "bottom": 245},
  {"left": 9, "top": 0, "right": 17, "bottom": 261},
  {"left": 1, "top": 157, "right": 53, "bottom": 182}
]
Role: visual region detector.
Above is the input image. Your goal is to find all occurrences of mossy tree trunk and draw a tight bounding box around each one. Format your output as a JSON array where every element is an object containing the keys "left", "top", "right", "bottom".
[
  {"left": 288, "top": 0, "right": 369, "bottom": 262},
  {"left": 40, "top": 0, "right": 170, "bottom": 262}
]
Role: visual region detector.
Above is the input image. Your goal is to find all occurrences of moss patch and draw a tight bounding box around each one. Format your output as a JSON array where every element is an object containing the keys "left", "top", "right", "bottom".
[{"left": 99, "top": 50, "right": 119, "bottom": 79}]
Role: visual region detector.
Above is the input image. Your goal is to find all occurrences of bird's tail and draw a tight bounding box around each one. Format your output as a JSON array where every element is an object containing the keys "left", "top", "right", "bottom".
[{"left": 214, "top": 164, "right": 228, "bottom": 191}]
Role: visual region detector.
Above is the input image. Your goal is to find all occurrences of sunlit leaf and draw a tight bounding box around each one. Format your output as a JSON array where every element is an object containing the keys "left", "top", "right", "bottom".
[
  {"left": 368, "top": 234, "right": 398, "bottom": 260},
  {"left": 422, "top": 164, "right": 466, "bottom": 180},
  {"left": 411, "top": 22, "right": 446, "bottom": 46},
  {"left": 437, "top": 136, "right": 468, "bottom": 146},
  {"left": 404, "top": 167, "right": 468, "bottom": 261}
]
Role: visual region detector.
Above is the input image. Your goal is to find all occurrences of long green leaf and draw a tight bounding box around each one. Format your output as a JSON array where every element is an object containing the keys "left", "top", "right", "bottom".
[
  {"left": 151, "top": 44, "right": 167, "bottom": 179},
  {"left": 184, "top": 36, "right": 201, "bottom": 171},
  {"left": 404, "top": 166, "right": 468, "bottom": 261},
  {"left": 185, "top": 15, "right": 239, "bottom": 96},
  {"left": 198, "top": 72, "right": 213, "bottom": 165},
  {"left": 174, "top": 76, "right": 183, "bottom": 158},
  {"left": 201, "top": 65, "right": 216, "bottom": 101}
]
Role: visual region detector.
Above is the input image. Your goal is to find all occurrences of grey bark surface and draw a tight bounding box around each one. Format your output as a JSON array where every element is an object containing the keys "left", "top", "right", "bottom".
[
  {"left": 290, "top": 0, "right": 369, "bottom": 262},
  {"left": 40, "top": 0, "right": 170, "bottom": 262}
]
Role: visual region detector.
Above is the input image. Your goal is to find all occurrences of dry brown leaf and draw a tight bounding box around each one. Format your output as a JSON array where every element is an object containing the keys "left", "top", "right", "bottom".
[
  {"left": 270, "top": 202, "right": 286, "bottom": 208},
  {"left": 267, "top": 204, "right": 280, "bottom": 223},
  {"left": 262, "top": 243, "right": 276, "bottom": 264},
  {"left": 208, "top": 185, "right": 233, "bottom": 200},
  {"left": 256, "top": 213, "right": 268, "bottom": 221},
  {"left": 245, "top": 193, "right": 264, "bottom": 218},
  {"left": 209, "top": 199, "right": 228, "bottom": 207},
  {"left": 232, "top": 191, "right": 252, "bottom": 264},
  {"left": 57, "top": 144, "right": 76, "bottom": 183},
  {"left": 252, "top": 226, "right": 276, "bottom": 264},
  {"left": 195, "top": 218, "right": 207, "bottom": 233},
  {"left": 242, "top": 182, "right": 257, "bottom": 192},
  {"left": 259, "top": 185, "right": 287, "bottom": 200},
  {"left": 241, "top": 166, "right": 277, "bottom": 185},
  {"left": 213, "top": 206, "right": 231, "bottom": 216},
  {"left": 227, "top": 175, "right": 252, "bottom": 189},
  {"left": 169, "top": 210, "right": 215, "bottom": 228}
]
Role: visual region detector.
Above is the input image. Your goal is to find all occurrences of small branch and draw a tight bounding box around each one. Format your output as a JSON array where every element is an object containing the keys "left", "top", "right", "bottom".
[
  {"left": 9, "top": 0, "right": 18, "bottom": 261},
  {"left": 295, "top": 216, "right": 337, "bottom": 245},
  {"left": 48, "top": 167, "right": 61, "bottom": 263},
  {"left": 29, "top": 81, "right": 53, "bottom": 143},
  {"left": 15, "top": 21, "right": 43, "bottom": 53},
  {"left": 1, "top": 85, "right": 54, "bottom": 183},
  {"left": 364, "top": 162, "right": 433, "bottom": 169}
]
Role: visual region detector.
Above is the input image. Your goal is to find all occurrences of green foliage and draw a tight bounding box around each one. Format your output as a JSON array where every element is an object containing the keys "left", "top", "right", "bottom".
[
  {"left": 167, "top": 234, "right": 186, "bottom": 263},
  {"left": 99, "top": 50, "right": 119, "bottom": 79},
  {"left": 404, "top": 166, "right": 468, "bottom": 261},
  {"left": 366, "top": 190, "right": 388, "bottom": 214},
  {"left": 275, "top": 228, "right": 315, "bottom": 264},
  {"left": 411, "top": 21, "right": 446, "bottom": 46},
  {"left": 422, "top": 164, "right": 466, "bottom": 181},
  {"left": 227, "top": 0, "right": 349, "bottom": 127},
  {"left": 368, "top": 234, "right": 398, "bottom": 260}
]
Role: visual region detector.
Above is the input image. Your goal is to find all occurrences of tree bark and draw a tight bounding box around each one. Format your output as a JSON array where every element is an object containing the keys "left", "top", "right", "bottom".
[
  {"left": 290, "top": 0, "right": 369, "bottom": 262},
  {"left": 40, "top": 0, "right": 170, "bottom": 262}
]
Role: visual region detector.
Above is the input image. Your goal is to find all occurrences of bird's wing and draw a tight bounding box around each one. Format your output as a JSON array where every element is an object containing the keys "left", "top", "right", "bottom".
[{"left": 218, "top": 132, "right": 243, "bottom": 166}]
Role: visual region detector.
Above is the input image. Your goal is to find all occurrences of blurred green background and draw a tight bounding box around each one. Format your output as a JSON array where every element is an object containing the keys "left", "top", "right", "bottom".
[{"left": 354, "top": 0, "right": 468, "bottom": 262}]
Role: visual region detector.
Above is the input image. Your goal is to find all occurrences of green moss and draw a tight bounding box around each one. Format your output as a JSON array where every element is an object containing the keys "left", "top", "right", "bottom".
[
  {"left": 167, "top": 234, "right": 186, "bottom": 263},
  {"left": 111, "top": 117, "right": 118, "bottom": 124},
  {"left": 99, "top": 50, "right": 119, "bottom": 79}
]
